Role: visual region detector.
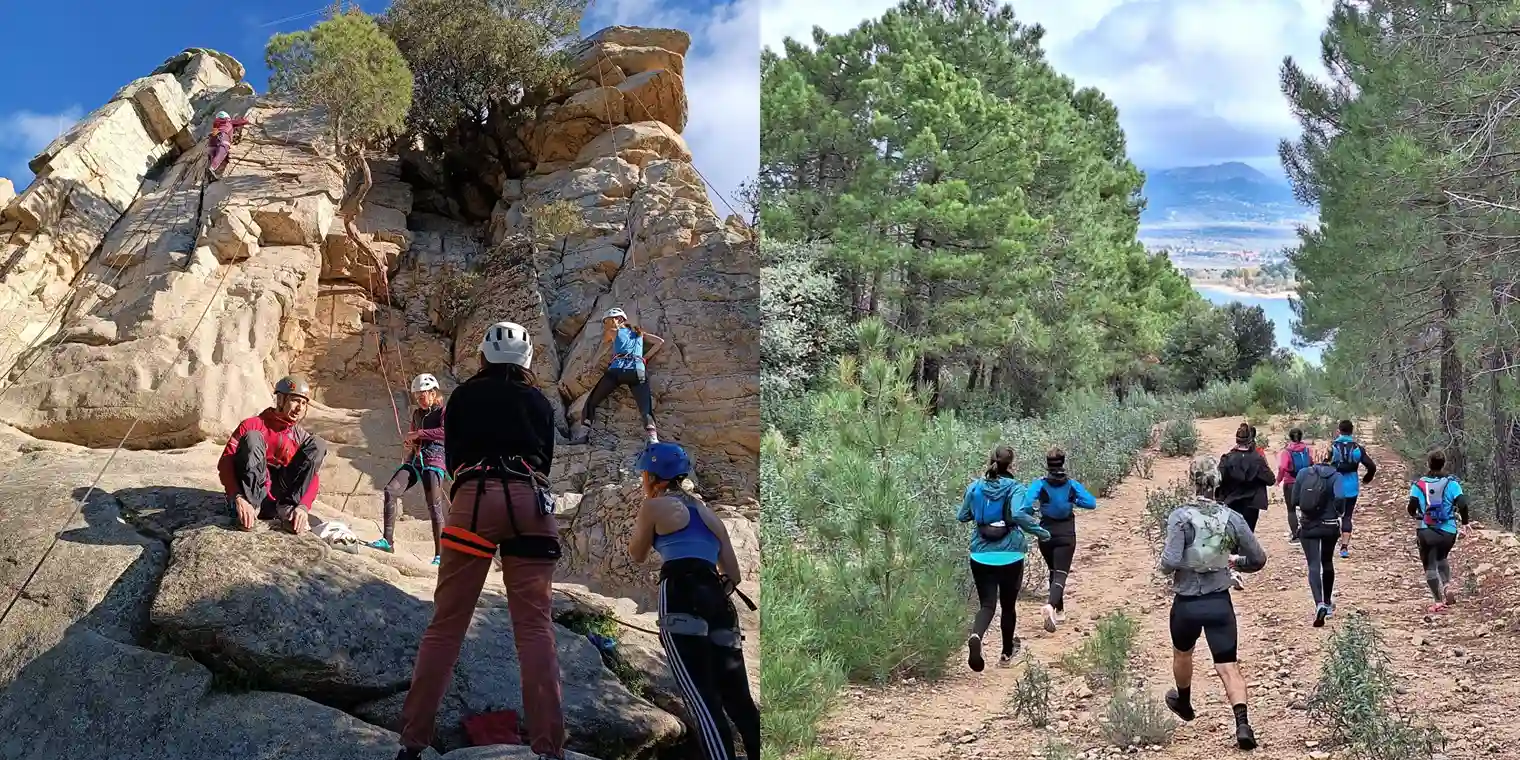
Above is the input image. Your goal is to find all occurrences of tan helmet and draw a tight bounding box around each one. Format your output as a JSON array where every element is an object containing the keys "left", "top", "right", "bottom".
[{"left": 274, "top": 375, "right": 311, "bottom": 400}]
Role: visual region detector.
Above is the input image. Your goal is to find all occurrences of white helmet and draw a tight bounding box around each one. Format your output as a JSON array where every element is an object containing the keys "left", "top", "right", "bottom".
[
  {"left": 410, "top": 373, "right": 439, "bottom": 393},
  {"left": 216, "top": 111, "right": 230, "bottom": 120},
  {"left": 480, "top": 321, "right": 533, "bottom": 368},
  {"left": 602, "top": 307, "right": 627, "bottom": 322}
]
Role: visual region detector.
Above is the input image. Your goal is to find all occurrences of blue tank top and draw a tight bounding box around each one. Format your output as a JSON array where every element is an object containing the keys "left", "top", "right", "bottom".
[
  {"left": 609, "top": 327, "right": 644, "bottom": 371},
  {"left": 652, "top": 498, "right": 722, "bottom": 565}
]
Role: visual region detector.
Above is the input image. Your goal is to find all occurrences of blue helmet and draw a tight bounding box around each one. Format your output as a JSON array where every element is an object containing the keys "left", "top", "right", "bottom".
[{"left": 638, "top": 442, "right": 690, "bottom": 480}]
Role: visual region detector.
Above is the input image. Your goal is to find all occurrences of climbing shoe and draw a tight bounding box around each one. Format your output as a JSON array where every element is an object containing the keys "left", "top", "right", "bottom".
[
  {"left": 1164, "top": 689, "right": 1195, "bottom": 722},
  {"left": 1235, "top": 722, "right": 1258, "bottom": 750},
  {"left": 967, "top": 634, "right": 985, "bottom": 673},
  {"left": 367, "top": 538, "right": 395, "bottom": 553},
  {"left": 431, "top": 555, "right": 441, "bottom": 566},
  {"left": 1313, "top": 603, "right": 1328, "bottom": 628}
]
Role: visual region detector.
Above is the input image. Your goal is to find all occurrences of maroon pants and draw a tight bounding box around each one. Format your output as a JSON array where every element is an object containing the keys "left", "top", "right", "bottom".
[
  {"left": 209, "top": 137, "right": 231, "bottom": 172},
  {"left": 400, "top": 479, "right": 564, "bottom": 756}
]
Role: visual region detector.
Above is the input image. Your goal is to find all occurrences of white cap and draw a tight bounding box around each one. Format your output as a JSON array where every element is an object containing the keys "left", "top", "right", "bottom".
[
  {"left": 410, "top": 373, "right": 439, "bottom": 393},
  {"left": 480, "top": 321, "right": 533, "bottom": 368}
]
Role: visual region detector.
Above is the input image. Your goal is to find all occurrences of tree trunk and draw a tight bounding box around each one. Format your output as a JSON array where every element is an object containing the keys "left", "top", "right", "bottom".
[
  {"left": 1438, "top": 276, "right": 1467, "bottom": 477},
  {"left": 989, "top": 363, "right": 1003, "bottom": 394},
  {"left": 967, "top": 360, "right": 982, "bottom": 393},
  {"left": 922, "top": 355, "right": 943, "bottom": 414},
  {"left": 1491, "top": 281, "right": 1515, "bottom": 528}
]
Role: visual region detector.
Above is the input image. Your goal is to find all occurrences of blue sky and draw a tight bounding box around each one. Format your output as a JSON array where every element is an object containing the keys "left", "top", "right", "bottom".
[
  {"left": 0, "top": 0, "right": 758, "bottom": 211},
  {"left": 762, "top": 0, "right": 1333, "bottom": 178}
]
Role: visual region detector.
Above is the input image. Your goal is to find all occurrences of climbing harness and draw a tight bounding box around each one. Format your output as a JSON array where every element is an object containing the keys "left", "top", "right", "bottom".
[{"left": 440, "top": 456, "right": 560, "bottom": 560}]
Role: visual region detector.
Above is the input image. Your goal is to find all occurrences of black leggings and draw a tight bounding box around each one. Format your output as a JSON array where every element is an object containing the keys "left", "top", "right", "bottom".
[
  {"left": 970, "top": 559, "right": 1023, "bottom": 655},
  {"left": 1228, "top": 503, "right": 1261, "bottom": 532},
  {"left": 1037, "top": 539, "right": 1076, "bottom": 611},
  {"left": 585, "top": 367, "right": 655, "bottom": 427},
  {"left": 1169, "top": 590, "right": 1238, "bottom": 663},
  {"left": 1300, "top": 536, "right": 1337, "bottom": 605},
  {"left": 658, "top": 560, "right": 760, "bottom": 760},
  {"left": 1341, "top": 496, "right": 1359, "bottom": 534},
  {"left": 381, "top": 464, "right": 444, "bottom": 554},
  {"left": 1283, "top": 484, "right": 1300, "bottom": 537},
  {"left": 1417, "top": 528, "right": 1457, "bottom": 601}
]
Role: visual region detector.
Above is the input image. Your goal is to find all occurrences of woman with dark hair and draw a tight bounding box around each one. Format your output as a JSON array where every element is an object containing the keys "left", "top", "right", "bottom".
[
  {"left": 394, "top": 321, "right": 565, "bottom": 760},
  {"left": 572, "top": 307, "right": 667, "bottom": 445},
  {"left": 1217, "top": 423, "right": 1275, "bottom": 532},
  {"left": 1408, "top": 449, "right": 1472, "bottom": 613},
  {"left": 1022, "top": 446, "right": 1098, "bottom": 633},
  {"left": 956, "top": 446, "right": 1050, "bottom": 670},
  {"left": 629, "top": 442, "right": 760, "bottom": 760}
]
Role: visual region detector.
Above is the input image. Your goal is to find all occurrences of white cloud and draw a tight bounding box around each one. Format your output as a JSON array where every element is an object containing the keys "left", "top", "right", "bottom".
[
  {"left": 584, "top": 0, "right": 759, "bottom": 217},
  {"left": 0, "top": 107, "right": 82, "bottom": 187},
  {"left": 760, "top": 0, "right": 1335, "bottom": 171}
]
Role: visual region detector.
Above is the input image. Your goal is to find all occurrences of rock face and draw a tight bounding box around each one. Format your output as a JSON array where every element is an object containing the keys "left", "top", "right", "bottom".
[{"left": 0, "top": 27, "right": 757, "bottom": 760}]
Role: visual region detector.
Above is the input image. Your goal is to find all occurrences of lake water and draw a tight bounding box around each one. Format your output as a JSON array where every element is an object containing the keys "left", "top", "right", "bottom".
[{"left": 1194, "top": 286, "right": 1323, "bottom": 365}]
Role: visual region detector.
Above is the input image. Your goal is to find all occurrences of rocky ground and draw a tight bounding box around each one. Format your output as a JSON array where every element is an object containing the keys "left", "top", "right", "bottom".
[
  {"left": 0, "top": 28, "right": 757, "bottom": 760},
  {"left": 821, "top": 416, "right": 1520, "bottom": 760}
]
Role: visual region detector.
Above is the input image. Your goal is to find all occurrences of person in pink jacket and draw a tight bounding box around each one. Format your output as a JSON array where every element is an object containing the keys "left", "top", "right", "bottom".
[{"left": 1278, "top": 428, "right": 1314, "bottom": 543}]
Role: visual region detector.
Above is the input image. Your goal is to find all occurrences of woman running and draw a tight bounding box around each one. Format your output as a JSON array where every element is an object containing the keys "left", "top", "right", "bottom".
[
  {"left": 1291, "top": 447, "right": 1344, "bottom": 626},
  {"left": 394, "top": 322, "right": 564, "bottom": 760},
  {"left": 1021, "top": 447, "right": 1097, "bottom": 633},
  {"left": 957, "top": 446, "right": 1051, "bottom": 670},
  {"left": 1216, "top": 423, "right": 1275, "bottom": 532},
  {"left": 572, "top": 308, "right": 666, "bottom": 445},
  {"left": 369, "top": 373, "right": 447, "bottom": 565},
  {"left": 629, "top": 441, "right": 760, "bottom": 760},
  {"left": 1407, "top": 449, "right": 1471, "bottom": 613},
  {"left": 1277, "top": 428, "right": 1314, "bottom": 542},
  {"left": 1159, "top": 456, "right": 1268, "bottom": 750}
]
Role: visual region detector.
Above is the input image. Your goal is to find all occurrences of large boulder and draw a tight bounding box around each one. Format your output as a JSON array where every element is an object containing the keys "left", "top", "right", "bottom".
[{"left": 0, "top": 630, "right": 415, "bottom": 760}]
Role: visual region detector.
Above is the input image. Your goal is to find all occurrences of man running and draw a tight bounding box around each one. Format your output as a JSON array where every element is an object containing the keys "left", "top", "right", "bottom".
[
  {"left": 1407, "top": 450, "right": 1471, "bottom": 613},
  {"left": 1277, "top": 428, "right": 1314, "bottom": 543},
  {"left": 1329, "top": 420, "right": 1377, "bottom": 558},
  {"left": 218, "top": 376, "right": 326, "bottom": 535},
  {"left": 1217, "top": 423, "right": 1275, "bottom": 532},
  {"left": 1292, "top": 447, "right": 1343, "bottom": 626},
  {"left": 1159, "top": 456, "right": 1267, "bottom": 751},
  {"left": 1022, "top": 447, "right": 1097, "bottom": 633}
]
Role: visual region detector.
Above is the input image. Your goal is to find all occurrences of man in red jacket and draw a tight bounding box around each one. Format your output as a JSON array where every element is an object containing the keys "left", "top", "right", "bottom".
[
  {"left": 218, "top": 376, "right": 326, "bottom": 535},
  {"left": 208, "top": 110, "right": 249, "bottom": 179}
]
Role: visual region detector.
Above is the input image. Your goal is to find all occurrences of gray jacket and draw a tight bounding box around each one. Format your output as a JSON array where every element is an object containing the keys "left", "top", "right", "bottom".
[{"left": 1158, "top": 497, "right": 1268, "bottom": 596}]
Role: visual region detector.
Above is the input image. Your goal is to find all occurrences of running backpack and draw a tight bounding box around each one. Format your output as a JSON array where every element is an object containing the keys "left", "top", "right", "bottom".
[
  {"left": 1289, "top": 447, "right": 1312, "bottom": 475},
  {"left": 1036, "top": 481, "right": 1078, "bottom": 520},
  {"left": 1295, "top": 465, "right": 1339, "bottom": 525},
  {"left": 974, "top": 486, "right": 1015, "bottom": 541},
  {"left": 1331, "top": 440, "right": 1360, "bottom": 474},
  {"left": 1180, "top": 501, "right": 1237, "bottom": 572},
  {"left": 1417, "top": 477, "right": 1454, "bottom": 527}
]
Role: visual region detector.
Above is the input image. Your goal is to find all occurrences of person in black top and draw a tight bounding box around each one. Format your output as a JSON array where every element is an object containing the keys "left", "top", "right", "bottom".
[
  {"left": 1216, "top": 423, "right": 1276, "bottom": 533},
  {"left": 394, "top": 321, "right": 566, "bottom": 760}
]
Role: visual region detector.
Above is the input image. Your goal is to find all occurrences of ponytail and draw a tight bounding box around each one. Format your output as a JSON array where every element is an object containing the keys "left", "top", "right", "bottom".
[{"left": 985, "top": 445, "right": 1014, "bottom": 482}]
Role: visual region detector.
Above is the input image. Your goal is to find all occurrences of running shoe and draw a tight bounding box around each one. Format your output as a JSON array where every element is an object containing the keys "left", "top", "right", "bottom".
[
  {"left": 967, "top": 634, "right": 985, "bottom": 672},
  {"left": 1444, "top": 587, "right": 1456, "bottom": 606},
  {"left": 1340, "top": 546, "right": 1350, "bottom": 559},
  {"left": 1313, "top": 603, "right": 1328, "bottom": 628},
  {"left": 431, "top": 555, "right": 441, "bottom": 566},
  {"left": 1164, "top": 689, "right": 1195, "bottom": 721},
  {"left": 1236, "top": 722, "right": 1258, "bottom": 750},
  {"left": 367, "top": 538, "right": 395, "bottom": 553},
  {"left": 1042, "top": 604, "right": 1058, "bottom": 633}
]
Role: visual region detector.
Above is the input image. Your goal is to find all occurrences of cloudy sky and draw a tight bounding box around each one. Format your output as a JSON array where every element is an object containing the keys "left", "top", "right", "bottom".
[{"left": 760, "top": 0, "right": 1335, "bottom": 176}]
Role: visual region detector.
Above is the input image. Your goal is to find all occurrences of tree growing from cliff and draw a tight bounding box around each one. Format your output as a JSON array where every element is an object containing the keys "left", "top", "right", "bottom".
[{"left": 267, "top": 4, "right": 413, "bottom": 220}]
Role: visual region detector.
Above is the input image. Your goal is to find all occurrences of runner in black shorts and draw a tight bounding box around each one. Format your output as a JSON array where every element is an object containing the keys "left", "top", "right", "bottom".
[{"left": 1157, "top": 456, "right": 1269, "bottom": 751}]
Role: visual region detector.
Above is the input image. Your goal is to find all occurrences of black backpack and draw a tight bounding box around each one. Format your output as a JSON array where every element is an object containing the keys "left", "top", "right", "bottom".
[
  {"left": 976, "top": 487, "right": 1015, "bottom": 541},
  {"left": 1296, "top": 465, "right": 1340, "bottom": 525},
  {"left": 1331, "top": 440, "right": 1360, "bottom": 474}
]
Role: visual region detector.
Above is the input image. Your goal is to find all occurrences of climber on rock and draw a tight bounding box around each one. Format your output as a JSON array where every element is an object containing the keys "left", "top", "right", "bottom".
[
  {"left": 217, "top": 376, "right": 326, "bottom": 535},
  {"left": 570, "top": 307, "right": 666, "bottom": 446},
  {"left": 207, "top": 110, "right": 248, "bottom": 180},
  {"left": 368, "top": 372, "right": 448, "bottom": 565}
]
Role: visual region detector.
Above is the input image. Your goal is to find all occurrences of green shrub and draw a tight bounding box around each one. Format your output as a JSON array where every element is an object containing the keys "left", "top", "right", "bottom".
[
  {"left": 1190, "top": 380, "right": 1253, "bottom": 417},
  {"left": 1142, "top": 479, "right": 1192, "bottom": 555},
  {"left": 1159, "top": 417, "right": 1200, "bottom": 457},
  {"left": 1041, "top": 739, "right": 1078, "bottom": 760},
  {"left": 1061, "top": 610, "right": 1140, "bottom": 689},
  {"left": 1248, "top": 363, "right": 1290, "bottom": 413},
  {"left": 1100, "top": 686, "right": 1176, "bottom": 747},
  {"left": 1308, "top": 613, "right": 1445, "bottom": 759},
  {"left": 1009, "top": 655, "right": 1054, "bottom": 727}
]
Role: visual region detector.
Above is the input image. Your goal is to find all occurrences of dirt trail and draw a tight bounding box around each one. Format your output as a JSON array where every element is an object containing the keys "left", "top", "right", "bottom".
[{"left": 821, "top": 417, "right": 1520, "bottom": 759}]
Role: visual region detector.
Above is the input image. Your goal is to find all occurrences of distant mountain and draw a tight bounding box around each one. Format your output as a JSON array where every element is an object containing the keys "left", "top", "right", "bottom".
[{"left": 1139, "top": 162, "right": 1314, "bottom": 227}]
